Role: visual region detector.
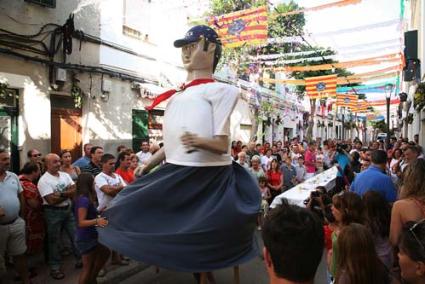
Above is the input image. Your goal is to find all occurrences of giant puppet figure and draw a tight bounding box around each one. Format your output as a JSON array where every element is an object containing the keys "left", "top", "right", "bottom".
[{"left": 98, "top": 25, "right": 260, "bottom": 272}]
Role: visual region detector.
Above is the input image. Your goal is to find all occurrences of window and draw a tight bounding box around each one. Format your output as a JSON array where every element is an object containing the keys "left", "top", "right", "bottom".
[
  {"left": 25, "top": 0, "right": 56, "bottom": 8},
  {"left": 122, "top": 0, "right": 152, "bottom": 41}
]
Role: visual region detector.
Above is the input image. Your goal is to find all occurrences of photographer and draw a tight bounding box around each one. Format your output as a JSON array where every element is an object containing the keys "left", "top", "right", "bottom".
[
  {"left": 305, "top": 186, "right": 332, "bottom": 222},
  {"left": 332, "top": 144, "right": 353, "bottom": 194}
]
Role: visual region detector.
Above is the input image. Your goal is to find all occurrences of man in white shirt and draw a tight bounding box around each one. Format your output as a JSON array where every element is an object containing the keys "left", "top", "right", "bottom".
[
  {"left": 95, "top": 154, "right": 126, "bottom": 212},
  {"left": 261, "top": 149, "right": 273, "bottom": 172},
  {"left": 95, "top": 153, "right": 126, "bottom": 265},
  {"left": 38, "top": 153, "right": 79, "bottom": 279},
  {"left": 0, "top": 149, "right": 30, "bottom": 283},
  {"left": 136, "top": 141, "right": 152, "bottom": 166}
]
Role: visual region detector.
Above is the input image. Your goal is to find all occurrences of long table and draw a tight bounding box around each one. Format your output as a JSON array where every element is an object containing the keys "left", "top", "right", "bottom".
[{"left": 270, "top": 166, "right": 338, "bottom": 208}]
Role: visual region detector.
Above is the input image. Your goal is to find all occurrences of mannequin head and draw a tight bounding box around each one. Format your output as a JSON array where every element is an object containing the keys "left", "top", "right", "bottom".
[{"left": 174, "top": 25, "right": 222, "bottom": 74}]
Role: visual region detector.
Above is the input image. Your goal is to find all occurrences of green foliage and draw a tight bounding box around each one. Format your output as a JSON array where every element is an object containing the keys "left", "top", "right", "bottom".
[
  {"left": 414, "top": 82, "right": 425, "bottom": 110},
  {"left": 268, "top": 1, "right": 305, "bottom": 38},
  {"left": 371, "top": 120, "right": 387, "bottom": 132},
  {"left": 0, "top": 82, "right": 9, "bottom": 98},
  {"left": 210, "top": 0, "right": 266, "bottom": 15}
]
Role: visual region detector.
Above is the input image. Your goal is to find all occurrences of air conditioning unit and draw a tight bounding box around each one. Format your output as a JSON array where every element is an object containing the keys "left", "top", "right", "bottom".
[
  {"left": 102, "top": 78, "right": 112, "bottom": 93},
  {"left": 55, "top": 68, "right": 67, "bottom": 82}
]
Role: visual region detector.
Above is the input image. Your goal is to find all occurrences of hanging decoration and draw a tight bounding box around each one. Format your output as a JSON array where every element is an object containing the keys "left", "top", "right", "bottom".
[
  {"left": 305, "top": 74, "right": 337, "bottom": 99},
  {"left": 269, "top": 53, "right": 402, "bottom": 72},
  {"left": 336, "top": 94, "right": 358, "bottom": 109},
  {"left": 352, "top": 100, "right": 370, "bottom": 113},
  {"left": 269, "top": 0, "right": 361, "bottom": 17},
  {"left": 337, "top": 81, "right": 398, "bottom": 93},
  {"left": 209, "top": 6, "right": 268, "bottom": 48}
]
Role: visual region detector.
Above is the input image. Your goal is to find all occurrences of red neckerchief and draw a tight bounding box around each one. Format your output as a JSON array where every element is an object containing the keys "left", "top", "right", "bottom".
[{"left": 145, "top": 78, "right": 215, "bottom": 110}]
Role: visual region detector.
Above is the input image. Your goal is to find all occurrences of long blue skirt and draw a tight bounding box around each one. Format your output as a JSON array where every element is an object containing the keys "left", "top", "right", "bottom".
[{"left": 98, "top": 162, "right": 261, "bottom": 272}]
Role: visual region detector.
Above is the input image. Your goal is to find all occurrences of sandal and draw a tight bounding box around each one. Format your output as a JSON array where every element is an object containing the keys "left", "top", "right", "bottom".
[{"left": 50, "top": 270, "right": 65, "bottom": 280}]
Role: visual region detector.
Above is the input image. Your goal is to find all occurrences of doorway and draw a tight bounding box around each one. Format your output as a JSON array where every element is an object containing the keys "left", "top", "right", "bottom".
[{"left": 0, "top": 88, "right": 19, "bottom": 172}]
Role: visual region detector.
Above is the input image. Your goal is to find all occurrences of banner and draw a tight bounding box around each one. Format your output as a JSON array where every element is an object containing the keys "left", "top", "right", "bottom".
[
  {"left": 351, "top": 100, "right": 367, "bottom": 113},
  {"left": 261, "top": 66, "right": 402, "bottom": 85},
  {"left": 209, "top": 6, "right": 268, "bottom": 48},
  {"left": 336, "top": 94, "right": 358, "bottom": 109},
  {"left": 269, "top": 0, "right": 361, "bottom": 17},
  {"left": 305, "top": 74, "right": 337, "bottom": 99},
  {"left": 270, "top": 53, "right": 402, "bottom": 72}
]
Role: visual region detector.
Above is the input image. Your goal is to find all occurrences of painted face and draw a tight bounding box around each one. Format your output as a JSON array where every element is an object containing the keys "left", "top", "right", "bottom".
[{"left": 181, "top": 39, "right": 214, "bottom": 72}]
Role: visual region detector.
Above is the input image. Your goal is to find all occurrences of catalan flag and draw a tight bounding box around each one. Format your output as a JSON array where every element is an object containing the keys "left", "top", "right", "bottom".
[
  {"left": 336, "top": 93, "right": 358, "bottom": 109},
  {"left": 352, "top": 100, "right": 370, "bottom": 113},
  {"left": 209, "top": 6, "right": 268, "bottom": 48},
  {"left": 305, "top": 74, "right": 337, "bottom": 99}
]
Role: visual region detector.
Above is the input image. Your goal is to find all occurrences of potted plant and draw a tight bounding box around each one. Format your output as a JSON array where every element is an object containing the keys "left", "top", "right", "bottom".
[{"left": 414, "top": 82, "right": 425, "bottom": 111}]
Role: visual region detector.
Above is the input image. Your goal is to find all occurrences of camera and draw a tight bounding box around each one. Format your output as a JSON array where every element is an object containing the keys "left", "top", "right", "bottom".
[{"left": 310, "top": 191, "right": 321, "bottom": 198}]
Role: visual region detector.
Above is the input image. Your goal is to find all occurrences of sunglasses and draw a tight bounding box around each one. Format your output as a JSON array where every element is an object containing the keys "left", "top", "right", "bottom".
[{"left": 409, "top": 219, "right": 425, "bottom": 250}]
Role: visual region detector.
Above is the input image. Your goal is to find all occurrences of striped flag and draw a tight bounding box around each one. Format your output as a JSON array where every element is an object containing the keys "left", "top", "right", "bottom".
[
  {"left": 336, "top": 93, "right": 358, "bottom": 109},
  {"left": 353, "top": 100, "right": 369, "bottom": 113},
  {"left": 305, "top": 74, "right": 337, "bottom": 99},
  {"left": 209, "top": 6, "right": 268, "bottom": 48}
]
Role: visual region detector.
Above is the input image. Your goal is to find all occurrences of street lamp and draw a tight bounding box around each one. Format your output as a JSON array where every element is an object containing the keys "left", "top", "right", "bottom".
[
  {"left": 341, "top": 107, "right": 346, "bottom": 140},
  {"left": 385, "top": 83, "right": 394, "bottom": 149}
]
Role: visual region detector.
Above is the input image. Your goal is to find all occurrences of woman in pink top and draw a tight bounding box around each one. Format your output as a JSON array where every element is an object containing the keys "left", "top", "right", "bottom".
[{"left": 304, "top": 142, "right": 317, "bottom": 180}]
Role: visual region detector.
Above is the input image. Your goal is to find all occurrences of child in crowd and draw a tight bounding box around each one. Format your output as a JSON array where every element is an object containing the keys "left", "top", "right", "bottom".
[
  {"left": 335, "top": 223, "right": 389, "bottom": 284},
  {"left": 258, "top": 176, "right": 271, "bottom": 230},
  {"left": 295, "top": 156, "right": 306, "bottom": 183},
  {"left": 328, "top": 192, "right": 364, "bottom": 279},
  {"left": 75, "top": 173, "right": 110, "bottom": 284}
]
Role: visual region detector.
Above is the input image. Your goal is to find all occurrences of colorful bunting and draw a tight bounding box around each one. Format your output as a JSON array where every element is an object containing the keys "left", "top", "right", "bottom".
[
  {"left": 209, "top": 6, "right": 268, "bottom": 48},
  {"left": 269, "top": 53, "right": 402, "bottom": 72},
  {"left": 305, "top": 74, "right": 337, "bottom": 99},
  {"left": 269, "top": 0, "right": 361, "bottom": 17}
]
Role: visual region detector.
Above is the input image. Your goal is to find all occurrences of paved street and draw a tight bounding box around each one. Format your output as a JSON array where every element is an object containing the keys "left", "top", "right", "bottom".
[{"left": 121, "top": 257, "right": 268, "bottom": 284}]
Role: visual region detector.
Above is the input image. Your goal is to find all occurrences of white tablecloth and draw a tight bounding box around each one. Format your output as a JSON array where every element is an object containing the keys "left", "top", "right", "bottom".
[{"left": 270, "top": 166, "right": 338, "bottom": 208}]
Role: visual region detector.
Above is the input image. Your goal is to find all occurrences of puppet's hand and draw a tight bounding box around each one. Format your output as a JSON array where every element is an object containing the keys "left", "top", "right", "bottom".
[
  {"left": 180, "top": 131, "right": 201, "bottom": 151},
  {"left": 134, "top": 165, "right": 147, "bottom": 176}
]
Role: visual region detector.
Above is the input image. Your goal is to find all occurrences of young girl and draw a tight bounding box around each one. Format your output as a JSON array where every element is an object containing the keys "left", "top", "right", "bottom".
[
  {"left": 267, "top": 159, "right": 283, "bottom": 203},
  {"left": 336, "top": 223, "right": 389, "bottom": 284},
  {"left": 363, "top": 191, "right": 393, "bottom": 269},
  {"left": 75, "top": 173, "right": 110, "bottom": 284},
  {"left": 258, "top": 176, "right": 271, "bottom": 229},
  {"left": 328, "top": 192, "right": 364, "bottom": 278}
]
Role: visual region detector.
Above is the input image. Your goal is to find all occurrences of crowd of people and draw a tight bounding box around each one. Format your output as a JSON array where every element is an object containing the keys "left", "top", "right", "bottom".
[
  {"left": 0, "top": 133, "right": 424, "bottom": 284},
  {"left": 0, "top": 142, "right": 157, "bottom": 284}
]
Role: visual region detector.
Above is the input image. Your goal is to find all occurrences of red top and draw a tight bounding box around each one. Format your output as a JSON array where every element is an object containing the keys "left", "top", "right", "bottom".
[
  {"left": 116, "top": 168, "right": 135, "bottom": 184},
  {"left": 304, "top": 149, "right": 317, "bottom": 173},
  {"left": 323, "top": 225, "right": 334, "bottom": 251},
  {"left": 267, "top": 170, "right": 282, "bottom": 189}
]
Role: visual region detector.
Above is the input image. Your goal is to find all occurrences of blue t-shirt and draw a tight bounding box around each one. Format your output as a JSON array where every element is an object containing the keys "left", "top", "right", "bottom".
[
  {"left": 75, "top": 196, "right": 98, "bottom": 241},
  {"left": 72, "top": 156, "right": 90, "bottom": 169},
  {"left": 350, "top": 165, "right": 397, "bottom": 202},
  {"left": 335, "top": 153, "right": 350, "bottom": 177}
]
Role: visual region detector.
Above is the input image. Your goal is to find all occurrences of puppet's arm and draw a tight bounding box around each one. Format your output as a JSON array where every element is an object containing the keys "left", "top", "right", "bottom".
[
  {"left": 181, "top": 133, "right": 228, "bottom": 155},
  {"left": 136, "top": 147, "right": 165, "bottom": 175}
]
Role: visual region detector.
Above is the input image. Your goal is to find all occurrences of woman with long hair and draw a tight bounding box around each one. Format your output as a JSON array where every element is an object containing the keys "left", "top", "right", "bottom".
[
  {"left": 329, "top": 192, "right": 364, "bottom": 277},
  {"left": 390, "top": 159, "right": 425, "bottom": 247},
  {"left": 398, "top": 220, "right": 425, "bottom": 284},
  {"left": 363, "top": 191, "right": 393, "bottom": 269},
  {"left": 266, "top": 159, "right": 283, "bottom": 203},
  {"left": 60, "top": 149, "right": 81, "bottom": 182},
  {"left": 335, "top": 223, "right": 389, "bottom": 284},
  {"left": 74, "top": 173, "right": 110, "bottom": 284}
]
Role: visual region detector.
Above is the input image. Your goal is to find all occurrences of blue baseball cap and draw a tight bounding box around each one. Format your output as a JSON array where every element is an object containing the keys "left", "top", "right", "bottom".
[{"left": 174, "top": 25, "right": 221, "bottom": 48}]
